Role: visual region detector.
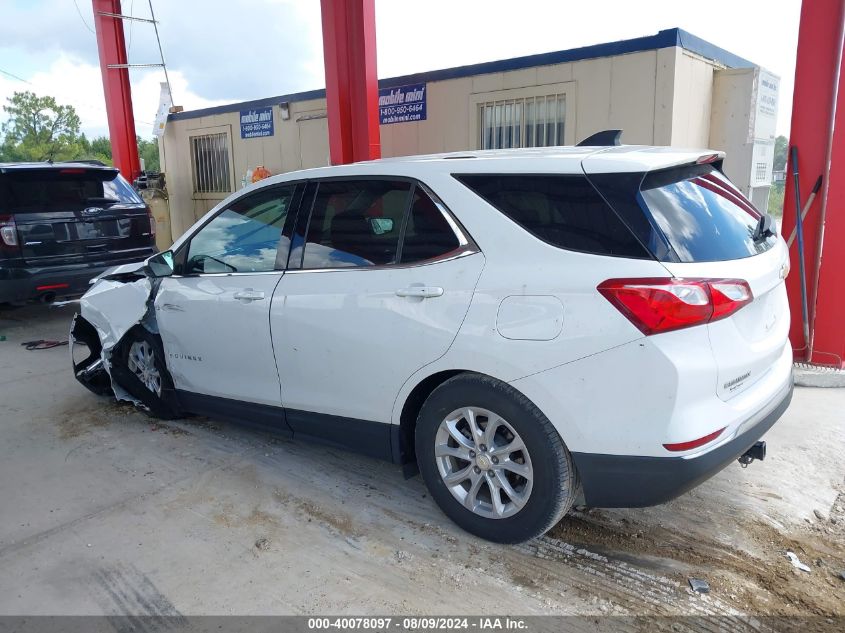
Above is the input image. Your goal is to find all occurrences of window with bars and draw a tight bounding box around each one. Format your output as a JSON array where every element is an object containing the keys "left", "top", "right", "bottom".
[
  {"left": 479, "top": 94, "right": 566, "bottom": 150},
  {"left": 755, "top": 162, "right": 768, "bottom": 182},
  {"left": 190, "top": 132, "right": 232, "bottom": 194}
]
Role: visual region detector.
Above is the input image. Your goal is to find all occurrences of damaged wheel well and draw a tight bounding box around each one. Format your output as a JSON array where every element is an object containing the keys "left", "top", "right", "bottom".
[
  {"left": 70, "top": 314, "right": 111, "bottom": 396},
  {"left": 111, "top": 326, "right": 181, "bottom": 419}
]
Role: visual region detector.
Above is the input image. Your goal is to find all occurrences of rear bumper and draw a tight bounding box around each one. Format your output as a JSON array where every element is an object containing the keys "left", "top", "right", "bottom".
[
  {"left": 570, "top": 378, "right": 793, "bottom": 507},
  {"left": 0, "top": 253, "right": 154, "bottom": 303}
]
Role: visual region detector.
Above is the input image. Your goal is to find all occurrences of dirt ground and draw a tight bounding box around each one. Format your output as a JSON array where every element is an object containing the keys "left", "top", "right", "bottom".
[{"left": 0, "top": 303, "right": 843, "bottom": 622}]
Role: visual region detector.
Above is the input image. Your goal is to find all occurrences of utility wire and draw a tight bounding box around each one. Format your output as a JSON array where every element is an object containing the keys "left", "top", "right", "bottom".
[
  {"left": 0, "top": 67, "right": 34, "bottom": 85},
  {"left": 127, "top": 0, "right": 135, "bottom": 52},
  {"left": 0, "top": 63, "right": 154, "bottom": 128},
  {"left": 4, "top": 3, "right": 161, "bottom": 133},
  {"left": 147, "top": 0, "right": 174, "bottom": 106},
  {"left": 72, "top": 0, "right": 95, "bottom": 34}
]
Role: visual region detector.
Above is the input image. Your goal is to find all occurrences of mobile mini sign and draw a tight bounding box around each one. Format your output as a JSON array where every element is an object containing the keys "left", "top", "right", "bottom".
[
  {"left": 378, "top": 83, "right": 427, "bottom": 125},
  {"left": 240, "top": 106, "right": 274, "bottom": 139}
]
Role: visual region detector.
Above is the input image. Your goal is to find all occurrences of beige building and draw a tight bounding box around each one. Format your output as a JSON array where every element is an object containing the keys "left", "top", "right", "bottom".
[{"left": 157, "top": 28, "right": 779, "bottom": 247}]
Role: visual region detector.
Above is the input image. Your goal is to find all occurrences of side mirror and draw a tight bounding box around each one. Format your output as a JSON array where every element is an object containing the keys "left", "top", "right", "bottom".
[{"left": 144, "top": 250, "right": 174, "bottom": 278}]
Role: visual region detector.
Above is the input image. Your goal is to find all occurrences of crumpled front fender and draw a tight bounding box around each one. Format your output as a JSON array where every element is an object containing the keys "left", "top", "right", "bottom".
[{"left": 70, "top": 275, "right": 161, "bottom": 407}]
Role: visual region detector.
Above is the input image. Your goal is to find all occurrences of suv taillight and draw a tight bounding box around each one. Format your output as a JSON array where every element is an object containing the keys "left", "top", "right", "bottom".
[
  {"left": 597, "top": 278, "right": 753, "bottom": 335},
  {"left": 146, "top": 205, "right": 156, "bottom": 237},
  {"left": 0, "top": 214, "right": 19, "bottom": 249}
]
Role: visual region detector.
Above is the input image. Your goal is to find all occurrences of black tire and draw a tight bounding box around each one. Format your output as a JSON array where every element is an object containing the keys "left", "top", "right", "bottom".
[
  {"left": 415, "top": 372, "right": 578, "bottom": 543},
  {"left": 114, "top": 327, "right": 181, "bottom": 419}
]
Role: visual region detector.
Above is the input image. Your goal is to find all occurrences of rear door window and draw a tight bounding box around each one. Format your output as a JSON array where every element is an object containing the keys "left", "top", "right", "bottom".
[
  {"left": 455, "top": 174, "right": 649, "bottom": 258},
  {"left": 295, "top": 180, "right": 412, "bottom": 269},
  {"left": 638, "top": 165, "right": 776, "bottom": 262},
  {"left": 400, "top": 188, "right": 461, "bottom": 263}
]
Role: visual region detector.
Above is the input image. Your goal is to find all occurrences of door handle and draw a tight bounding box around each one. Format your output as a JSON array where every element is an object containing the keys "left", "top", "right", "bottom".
[
  {"left": 233, "top": 289, "right": 266, "bottom": 302},
  {"left": 395, "top": 286, "right": 444, "bottom": 298}
]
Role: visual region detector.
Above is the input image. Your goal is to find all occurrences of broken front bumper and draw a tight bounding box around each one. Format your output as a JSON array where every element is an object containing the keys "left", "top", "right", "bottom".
[{"left": 70, "top": 273, "right": 155, "bottom": 404}]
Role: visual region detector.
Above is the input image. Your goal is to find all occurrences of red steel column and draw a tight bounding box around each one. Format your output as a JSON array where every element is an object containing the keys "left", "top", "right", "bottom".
[
  {"left": 781, "top": 0, "right": 845, "bottom": 367},
  {"left": 320, "top": 0, "right": 381, "bottom": 164},
  {"left": 92, "top": 0, "right": 141, "bottom": 181}
]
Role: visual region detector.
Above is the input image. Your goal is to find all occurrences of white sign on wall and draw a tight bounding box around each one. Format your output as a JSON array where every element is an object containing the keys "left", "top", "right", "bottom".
[
  {"left": 750, "top": 69, "right": 780, "bottom": 187},
  {"left": 152, "top": 82, "right": 172, "bottom": 138}
]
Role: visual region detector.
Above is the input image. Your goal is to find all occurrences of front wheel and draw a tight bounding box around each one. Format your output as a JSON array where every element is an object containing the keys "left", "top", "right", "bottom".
[
  {"left": 115, "top": 327, "right": 180, "bottom": 419},
  {"left": 415, "top": 373, "right": 578, "bottom": 543}
]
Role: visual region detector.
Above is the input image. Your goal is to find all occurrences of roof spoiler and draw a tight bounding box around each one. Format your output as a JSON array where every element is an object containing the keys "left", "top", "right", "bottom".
[
  {"left": 60, "top": 159, "right": 107, "bottom": 167},
  {"left": 577, "top": 130, "right": 622, "bottom": 147}
]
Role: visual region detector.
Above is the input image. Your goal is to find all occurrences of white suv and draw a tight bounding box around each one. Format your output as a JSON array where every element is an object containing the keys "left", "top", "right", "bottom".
[{"left": 72, "top": 142, "right": 793, "bottom": 543}]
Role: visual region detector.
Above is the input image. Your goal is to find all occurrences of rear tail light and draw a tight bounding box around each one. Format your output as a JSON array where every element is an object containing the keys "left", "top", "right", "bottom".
[
  {"left": 146, "top": 205, "right": 156, "bottom": 237},
  {"left": 0, "top": 214, "right": 19, "bottom": 248},
  {"left": 597, "top": 277, "right": 753, "bottom": 335},
  {"left": 36, "top": 283, "right": 70, "bottom": 291},
  {"left": 709, "top": 281, "right": 753, "bottom": 320},
  {"left": 663, "top": 427, "right": 725, "bottom": 452}
]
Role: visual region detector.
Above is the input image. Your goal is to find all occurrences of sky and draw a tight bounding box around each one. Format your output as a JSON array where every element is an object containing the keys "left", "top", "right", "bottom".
[{"left": 0, "top": 0, "right": 801, "bottom": 140}]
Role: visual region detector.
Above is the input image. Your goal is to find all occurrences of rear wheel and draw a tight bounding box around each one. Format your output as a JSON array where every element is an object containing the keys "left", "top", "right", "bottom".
[
  {"left": 415, "top": 373, "right": 577, "bottom": 543},
  {"left": 115, "top": 328, "right": 180, "bottom": 419}
]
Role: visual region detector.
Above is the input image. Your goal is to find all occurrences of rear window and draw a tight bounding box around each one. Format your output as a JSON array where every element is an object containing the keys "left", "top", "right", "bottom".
[
  {"left": 455, "top": 174, "right": 649, "bottom": 258},
  {"left": 0, "top": 169, "right": 142, "bottom": 214},
  {"left": 638, "top": 165, "right": 776, "bottom": 262}
]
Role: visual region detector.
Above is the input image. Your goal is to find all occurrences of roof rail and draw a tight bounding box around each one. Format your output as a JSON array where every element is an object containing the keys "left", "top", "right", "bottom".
[{"left": 577, "top": 130, "right": 623, "bottom": 147}]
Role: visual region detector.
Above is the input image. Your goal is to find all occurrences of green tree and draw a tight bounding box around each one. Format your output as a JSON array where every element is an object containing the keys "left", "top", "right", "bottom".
[
  {"left": 0, "top": 91, "right": 160, "bottom": 172},
  {"left": 0, "top": 91, "right": 82, "bottom": 162},
  {"left": 767, "top": 185, "right": 785, "bottom": 218},
  {"left": 78, "top": 134, "right": 113, "bottom": 166},
  {"left": 137, "top": 136, "right": 160, "bottom": 172},
  {"left": 76, "top": 135, "right": 159, "bottom": 172},
  {"left": 773, "top": 135, "right": 788, "bottom": 172}
]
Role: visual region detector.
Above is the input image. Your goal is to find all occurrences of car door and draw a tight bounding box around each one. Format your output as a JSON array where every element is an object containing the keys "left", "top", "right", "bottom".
[
  {"left": 155, "top": 183, "right": 300, "bottom": 407},
  {"left": 270, "top": 178, "right": 484, "bottom": 455}
]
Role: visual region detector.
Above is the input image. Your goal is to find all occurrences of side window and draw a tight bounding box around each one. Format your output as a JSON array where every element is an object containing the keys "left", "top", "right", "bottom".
[
  {"left": 455, "top": 174, "right": 649, "bottom": 258},
  {"left": 297, "top": 180, "right": 411, "bottom": 269},
  {"left": 185, "top": 186, "right": 295, "bottom": 274},
  {"left": 400, "top": 188, "right": 461, "bottom": 263}
]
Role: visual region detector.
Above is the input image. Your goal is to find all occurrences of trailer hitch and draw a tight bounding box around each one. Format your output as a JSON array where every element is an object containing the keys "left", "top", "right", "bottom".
[{"left": 738, "top": 441, "right": 766, "bottom": 468}]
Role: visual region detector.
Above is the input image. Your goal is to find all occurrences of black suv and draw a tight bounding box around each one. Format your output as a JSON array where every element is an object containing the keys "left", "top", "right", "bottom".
[{"left": 0, "top": 162, "right": 157, "bottom": 304}]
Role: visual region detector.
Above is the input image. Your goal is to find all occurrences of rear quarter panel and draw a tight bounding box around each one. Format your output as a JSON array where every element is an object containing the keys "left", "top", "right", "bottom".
[{"left": 390, "top": 172, "right": 668, "bottom": 428}]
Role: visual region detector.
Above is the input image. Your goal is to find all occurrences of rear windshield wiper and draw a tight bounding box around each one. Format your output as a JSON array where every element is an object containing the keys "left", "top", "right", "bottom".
[
  {"left": 85, "top": 196, "right": 122, "bottom": 206},
  {"left": 752, "top": 213, "right": 775, "bottom": 243}
]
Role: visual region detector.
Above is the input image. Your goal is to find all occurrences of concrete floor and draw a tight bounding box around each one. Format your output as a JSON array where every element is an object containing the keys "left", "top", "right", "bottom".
[{"left": 0, "top": 304, "right": 843, "bottom": 617}]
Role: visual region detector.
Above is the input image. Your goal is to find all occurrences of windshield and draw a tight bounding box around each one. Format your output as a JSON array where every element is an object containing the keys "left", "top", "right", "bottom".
[{"left": 638, "top": 165, "right": 776, "bottom": 262}]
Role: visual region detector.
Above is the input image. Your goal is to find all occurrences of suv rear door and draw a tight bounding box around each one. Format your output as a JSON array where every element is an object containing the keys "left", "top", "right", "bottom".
[{"left": 0, "top": 166, "right": 154, "bottom": 265}]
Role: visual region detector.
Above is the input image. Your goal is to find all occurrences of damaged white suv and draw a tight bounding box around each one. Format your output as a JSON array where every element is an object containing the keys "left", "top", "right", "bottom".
[{"left": 72, "top": 138, "right": 793, "bottom": 543}]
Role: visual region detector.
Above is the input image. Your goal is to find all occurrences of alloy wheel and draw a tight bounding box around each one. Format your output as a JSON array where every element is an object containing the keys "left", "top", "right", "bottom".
[
  {"left": 127, "top": 340, "right": 162, "bottom": 396},
  {"left": 434, "top": 406, "right": 533, "bottom": 519}
]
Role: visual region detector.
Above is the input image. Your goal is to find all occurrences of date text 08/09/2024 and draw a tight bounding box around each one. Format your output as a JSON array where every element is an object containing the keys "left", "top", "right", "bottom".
[{"left": 308, "top": 617, "right": 528, "bottom": 630}]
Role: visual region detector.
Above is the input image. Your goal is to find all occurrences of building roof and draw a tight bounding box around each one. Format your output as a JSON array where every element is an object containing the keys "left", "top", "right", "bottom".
[{"left": 168, "top": 27, "right": 755, "bottom": 124}]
